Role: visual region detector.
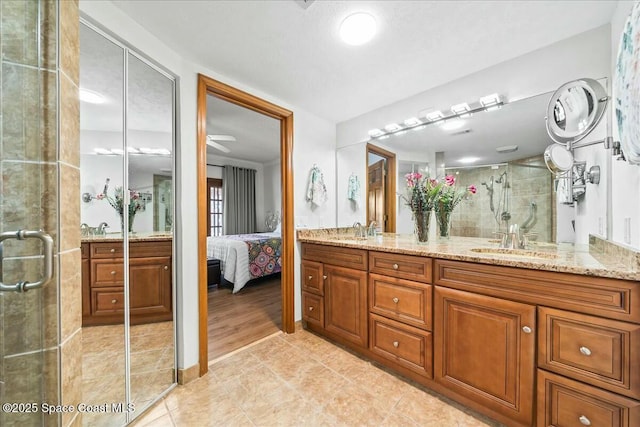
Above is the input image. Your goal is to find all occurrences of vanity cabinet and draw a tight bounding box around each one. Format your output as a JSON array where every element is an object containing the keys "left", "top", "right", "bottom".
[
  {"left": 82, "top": 239, "right": 173, "bottom": 326},
  {"left": 300, "top": 242, "right": 640, "bottom": 427},
  {"left": 434, "top": 286, "right": 536, "bottom": 426},
  {"left": 301, "top": 243, "right": 368, "bottom": 349}
]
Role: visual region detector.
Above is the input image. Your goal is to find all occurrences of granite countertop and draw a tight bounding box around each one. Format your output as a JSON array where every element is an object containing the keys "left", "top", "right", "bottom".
[
  {"left": 81, "top": 232, "right": 173, "bottom": 243},
  {"left": 297, "top": 228, "right": 640, "bottom": 281}
]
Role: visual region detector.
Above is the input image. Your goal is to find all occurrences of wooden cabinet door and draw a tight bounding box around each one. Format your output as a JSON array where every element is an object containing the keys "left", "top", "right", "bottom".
[
  {"left": 324, "top": 264, "right": 368, "bottom": 348},
  {"left": 129, "top": 256, "right": 172, "bottom": 323},
  {"left": 434, "top": 286, "right": 536, "bottom": 426}
]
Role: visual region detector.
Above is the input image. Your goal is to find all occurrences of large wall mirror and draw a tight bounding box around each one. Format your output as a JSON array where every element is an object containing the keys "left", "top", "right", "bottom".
[
  {"left": 79, "top": 19, "right": 176, "bottom": 425},
  {"left": 337, "top": 87, "right": 609, "bottom": 245}
]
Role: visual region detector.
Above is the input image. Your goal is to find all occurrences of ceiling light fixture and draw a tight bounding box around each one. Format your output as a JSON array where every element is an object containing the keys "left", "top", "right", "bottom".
[
  {"left": 451, "top": 103, "right": 472, "bottom": 118},
  {"left": 458, "top": 157, "right": 480, "bottom": 164},
  {"left": 441, "top": 120, "right": 465, "bottom": 131},
  {"left": 480, "top": 93, "right": 502, "bottom": 111},
  {"left": 403, "top": 117, "right": 421, "bottom": 127},
  {"left": 339, "top": 12, "right": 377, "bottom": 46},
  {"left": 368, "top": 128, "right": 384, "bottom": 138},
  {"left": 425, "top": 111, "right": 445, "bottom": 123},
  {"left": 206, "top": 136, "right": 231, "bottom": 154},
  {"left": 384, "top": 123, "right": 401, "bottom": 132},
  {"left": 496, "top": 145, "right": 518, "bottom": 153},
  {"left": 79, "top": 88, "right": 106, "bottom": 104}
]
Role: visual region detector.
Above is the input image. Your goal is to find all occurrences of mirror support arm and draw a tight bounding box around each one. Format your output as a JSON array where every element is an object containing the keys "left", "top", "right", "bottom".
[{"left": 571, "top": 136, "right": 615, "bottom": 150}]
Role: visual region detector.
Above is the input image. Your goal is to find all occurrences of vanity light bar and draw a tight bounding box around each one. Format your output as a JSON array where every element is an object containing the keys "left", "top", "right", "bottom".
[{"left": 367, "top": 94, "right": 505, "bottom": 141}]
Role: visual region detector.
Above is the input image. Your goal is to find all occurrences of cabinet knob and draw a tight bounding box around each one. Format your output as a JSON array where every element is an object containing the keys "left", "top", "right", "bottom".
[
  {"left": 308, "top": 306, "right": 314, "bottom": 311},
  {"left": 393, "top": 341, "right": 399, "bottom": 348},
  {"left": 522, "top": 326, "right": 532, "bottom": 334},
  {"left": 111, "top": 299, "right": 117, "bottom": 304},
  {"left": 392, "top": 297, "right": 399, "bottom": 304},
  {"left": 392, "top": 263, "right": 399, "bottom": 270},
  {"left": 323, "top": 275, "right": 327, "bottom": 280},
  {"left": 308, "top": 275, "right": 313, "bottom": 281},
  {"left": 579, "top": 346, "right": 592, "bottom": 356},
  {"left": 110, "top": 248, "right": 115, "bottom": 253},
  {"left": 110, "top": 270, "right": 116, "bottom": 275},
  {"left": 164, "top": 266, "right": 169, "bottom": 270},
  {"left": 578, "top": 415, "right": 591, "bottom": 426}
]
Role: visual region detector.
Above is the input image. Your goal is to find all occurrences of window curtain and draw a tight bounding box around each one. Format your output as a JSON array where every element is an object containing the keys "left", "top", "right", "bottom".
[{"left": 223, "top": 166, "right": 257, "bottom": 234}]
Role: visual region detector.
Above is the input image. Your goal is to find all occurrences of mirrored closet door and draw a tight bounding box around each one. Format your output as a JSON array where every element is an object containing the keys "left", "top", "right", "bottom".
[{"left": 79, "top": 19, "right": 176, "bottom": 425}]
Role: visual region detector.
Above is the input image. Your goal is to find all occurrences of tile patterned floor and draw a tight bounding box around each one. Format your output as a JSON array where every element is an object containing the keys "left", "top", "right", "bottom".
[
  {"left": 82, "top": 321, "right": 175, "bottom": 426},
  {"left": 133, "top": 328, "right": 503, "bottom": 427}
]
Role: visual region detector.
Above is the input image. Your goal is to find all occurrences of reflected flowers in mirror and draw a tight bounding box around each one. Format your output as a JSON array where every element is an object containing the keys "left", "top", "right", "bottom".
[
  {"left": 401, "top": 171, "right": 441, "bottom": 243},
  {"left": 434, "top": 175, "right": 476, "bottom": 238},
  {"left": 96, "top": 183, "right": 144, "bottom": 233}
]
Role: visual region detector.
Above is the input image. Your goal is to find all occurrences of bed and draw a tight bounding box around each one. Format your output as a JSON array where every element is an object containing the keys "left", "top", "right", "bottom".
[{"left": 206, "top": 232, "right": 282, "bottom": 293}]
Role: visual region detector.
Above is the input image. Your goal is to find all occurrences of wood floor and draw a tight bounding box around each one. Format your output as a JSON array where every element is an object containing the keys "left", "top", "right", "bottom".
[{"left": 207, "top": 275, "right": 282, "bottom": 361}]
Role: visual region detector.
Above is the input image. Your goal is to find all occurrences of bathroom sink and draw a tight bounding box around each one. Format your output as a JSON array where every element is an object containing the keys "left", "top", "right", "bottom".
[{"left": 470, "top": 247, "right": 559, "bottom": 259}]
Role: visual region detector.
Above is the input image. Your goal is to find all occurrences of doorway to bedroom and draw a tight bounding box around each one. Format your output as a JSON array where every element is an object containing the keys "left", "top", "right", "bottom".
[{"left": 197, "top": 75, "right": 294, "bottom": 371}]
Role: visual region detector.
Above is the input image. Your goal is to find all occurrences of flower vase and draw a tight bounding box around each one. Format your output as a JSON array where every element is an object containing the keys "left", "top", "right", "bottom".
[
  {"left": 435, "top": 208, "right": 452, "bottom": 238},
  {"left": 413, "top": 210, "right": 431, "bottom": 243},
  {"left": 120, "top": 212, "right": 135, "bottom": 234}
]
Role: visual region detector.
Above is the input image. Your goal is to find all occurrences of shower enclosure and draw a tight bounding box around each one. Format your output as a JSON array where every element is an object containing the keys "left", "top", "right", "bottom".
[{"left": 449, "top": 156, "right": 553, "bottom": 242}]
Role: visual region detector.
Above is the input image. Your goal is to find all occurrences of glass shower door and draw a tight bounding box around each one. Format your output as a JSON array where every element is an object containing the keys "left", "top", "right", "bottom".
[{"left": 0, "top": 0, "right": 57, "bottom": 425}]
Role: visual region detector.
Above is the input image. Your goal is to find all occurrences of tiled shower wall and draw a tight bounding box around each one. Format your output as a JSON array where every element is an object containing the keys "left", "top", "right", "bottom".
[
  {"left": 1, "top": 1, "right": 81, "bottom": 426},
  {"left": 449, "top": 156, "right": 554, "bottom": 243}
]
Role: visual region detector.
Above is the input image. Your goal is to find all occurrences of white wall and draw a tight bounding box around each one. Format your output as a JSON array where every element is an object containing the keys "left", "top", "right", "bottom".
[
  {"left": 610, "top": 1, "right": 640, "bottom": 249},
  {"left": 81, "top": 1, "right": 336, "bottom": 371},
  {"left": 263, "top": 160, "right": 282, "bottom": 226},
  {"left": 337, "top": 25, "right": 612, "bottom": 245}
]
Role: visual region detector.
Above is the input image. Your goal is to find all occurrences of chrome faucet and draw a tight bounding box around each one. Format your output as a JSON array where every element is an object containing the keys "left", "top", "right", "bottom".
[
  {"left": 96, "top": 222, "right": 109, "bottom": 236},
  {"left": 499, "top": 224, "right": 529, "bottom": 249},
  {"left": 353, "top": 222, "right": 366, "bottom": 238},
  {"left": 367, "top": 221, "right": 378, "bottom": 237}
]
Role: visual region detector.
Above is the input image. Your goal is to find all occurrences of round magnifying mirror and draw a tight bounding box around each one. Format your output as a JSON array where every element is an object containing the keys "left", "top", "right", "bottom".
[
  {"left": 544, "top": 144, "right": 574, "bottom": 175},
  {"left": 545, "top": 78, "right": 608, "bottom": 145}
]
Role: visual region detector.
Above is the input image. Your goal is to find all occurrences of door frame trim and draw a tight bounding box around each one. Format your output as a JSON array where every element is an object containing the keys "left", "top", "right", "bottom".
[
  {"left": 197, "top": 74, "right": 295, "bottom": 376},
  {"left": 366, "top": 143, "right": 396, "bottom": 233}
]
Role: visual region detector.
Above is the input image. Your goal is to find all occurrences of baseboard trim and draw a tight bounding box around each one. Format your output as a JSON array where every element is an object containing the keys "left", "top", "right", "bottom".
[{"left": 177, "top": 363, "right": 200, "bottom": 385}]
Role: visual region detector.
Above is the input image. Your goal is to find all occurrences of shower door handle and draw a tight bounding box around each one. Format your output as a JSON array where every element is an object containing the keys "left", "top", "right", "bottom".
[{"left": 0, "top": 230, "right": 54, "bottom": 292}]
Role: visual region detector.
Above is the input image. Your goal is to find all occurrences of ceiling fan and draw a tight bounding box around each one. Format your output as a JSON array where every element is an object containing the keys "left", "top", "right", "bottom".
[{"left": 206, "top": 134, "right": 236, "bottom": 153}]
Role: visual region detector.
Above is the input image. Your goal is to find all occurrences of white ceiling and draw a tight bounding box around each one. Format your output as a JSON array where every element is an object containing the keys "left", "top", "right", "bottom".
[
  {"left": 111, "top": 0, "right": 617, "bottom": 123},
  {"left": 206, "top": 95, "right": 281, "bottom": 163}
]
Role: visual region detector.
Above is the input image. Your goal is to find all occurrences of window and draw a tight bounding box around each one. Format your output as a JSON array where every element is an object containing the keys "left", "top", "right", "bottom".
[{"left": 207, "top": 178, "right": 223, "bottom": 236}]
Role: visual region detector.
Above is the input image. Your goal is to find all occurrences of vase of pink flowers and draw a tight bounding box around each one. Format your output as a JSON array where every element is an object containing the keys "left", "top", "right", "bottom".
[
  {"left": 434, "top": 175, "right": 476, "bottom": 238},
  {"left": 402, "top": 171, "right": 441, "bottom": 243}
]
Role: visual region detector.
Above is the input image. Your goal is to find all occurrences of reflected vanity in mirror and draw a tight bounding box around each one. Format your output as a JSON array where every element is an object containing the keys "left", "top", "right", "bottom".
[
  {"left": 79, "top": 19, "right": 176, "bottom": 425},
  {"left": 337, "top": 84, "right": 610, "bottom": 245}
]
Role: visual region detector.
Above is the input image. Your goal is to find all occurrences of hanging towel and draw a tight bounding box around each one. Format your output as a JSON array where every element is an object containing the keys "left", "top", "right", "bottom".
[
  {"left": 347, "top": 174, "right": 360, "bottom": 203},
  {"left": 306, "top": 165, "right": 328, "bottom": 207}
]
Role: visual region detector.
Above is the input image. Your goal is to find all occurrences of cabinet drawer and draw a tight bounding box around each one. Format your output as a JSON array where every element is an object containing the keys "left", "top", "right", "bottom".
[
  {"left": 369, "top": 273, "right": 432, "bottom": 330},
  {"left": 370, "top": 251, "right": 431, "bottom": 283},
  {"left": 93, "top": 289, "right": 125, "bottom": 314},
  {"left": 91, "top": 260, "right": 124, "bottom": 286},
  {"left": 90, "top": 242, "right": 124, "bottom": 258},
  {"left": 130, "top": 240, "right": 172, "bottom": 258},
  {"left": 539, "top": 307, "right": 640, "bottom": 399},
  {"left": 302, "top": 260, "right": 324, "bottom": 296},
  {"left": 301, "top": 243, "right": 367, "bottom": 270},
  {"left": 370, "top": 313, "right": 432, "bottom": 378},
  {"left": 302, "top": 292, "right": 324, "bottom": 328},
  {"left": 434, "top": 259, "right": 640, "bottom": 323},
  {"left": 537, "top": 369, "right": 640, "bottom": 427}
]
